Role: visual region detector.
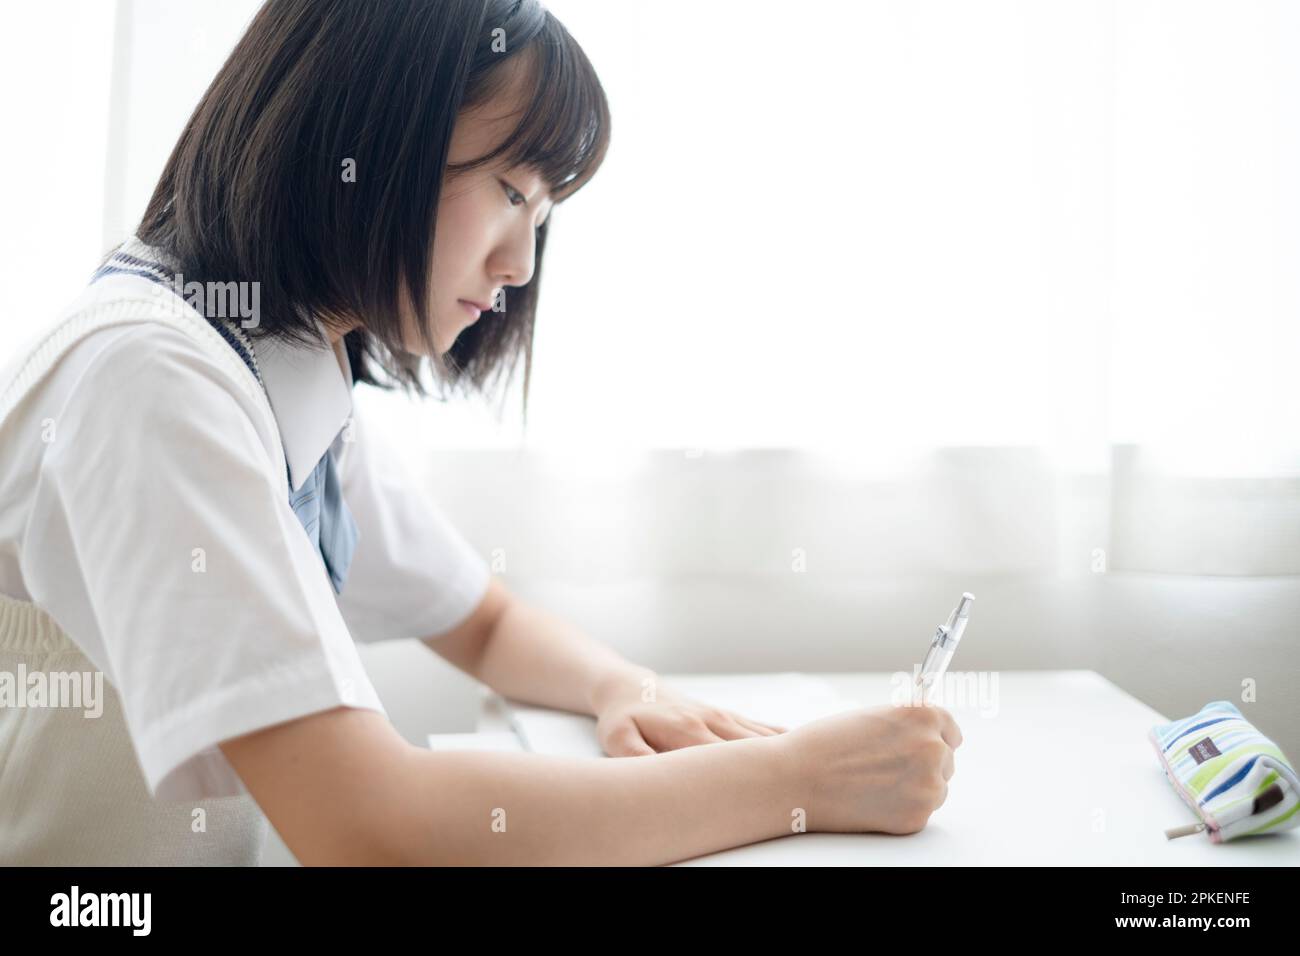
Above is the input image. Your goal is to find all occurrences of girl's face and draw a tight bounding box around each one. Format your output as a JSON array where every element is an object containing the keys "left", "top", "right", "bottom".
[{"left": 408, "top": 77, "right": 554, "bottom": 356}]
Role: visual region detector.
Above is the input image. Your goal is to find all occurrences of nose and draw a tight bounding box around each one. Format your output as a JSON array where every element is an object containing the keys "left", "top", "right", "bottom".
[{"left": 490, "top": 222, "right": 538, "bottom": 289}]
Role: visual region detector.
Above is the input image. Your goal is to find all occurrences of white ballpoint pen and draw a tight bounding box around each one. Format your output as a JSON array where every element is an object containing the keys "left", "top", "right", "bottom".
[{"left": 915, "top": 592, "right": 975, "bottom": 703}]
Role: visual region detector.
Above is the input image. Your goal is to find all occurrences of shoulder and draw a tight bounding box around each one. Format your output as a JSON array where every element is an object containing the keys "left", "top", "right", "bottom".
[
  {"left": 9, "top": 276, "right": 283, "bottom": 478},
  {"left": 8, "top": 273, "right": 264, "bottom": 408}
]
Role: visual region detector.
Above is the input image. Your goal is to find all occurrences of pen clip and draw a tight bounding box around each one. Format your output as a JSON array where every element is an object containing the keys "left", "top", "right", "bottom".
[{"left": 945, "top": 594, "right": 974, "bottom": 629}]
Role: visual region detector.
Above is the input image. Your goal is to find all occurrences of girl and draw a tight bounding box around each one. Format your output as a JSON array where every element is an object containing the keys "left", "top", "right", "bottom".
[{"left": 0, "top": 0, "right": 960, "bottom": 865}]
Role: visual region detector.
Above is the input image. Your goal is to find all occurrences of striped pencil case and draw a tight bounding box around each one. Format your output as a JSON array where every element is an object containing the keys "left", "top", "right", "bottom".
[{"left": 1149, "top": 700, "right": 1300, "bottom": 842}]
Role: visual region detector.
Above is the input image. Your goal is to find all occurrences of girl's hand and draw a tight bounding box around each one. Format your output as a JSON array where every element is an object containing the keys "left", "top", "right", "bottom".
[
  {"left": 776, "top": 702, "right": 962, "bottom": 834},
  {"left": 593, "top": 680, "right": 788, "bottom": 757}
]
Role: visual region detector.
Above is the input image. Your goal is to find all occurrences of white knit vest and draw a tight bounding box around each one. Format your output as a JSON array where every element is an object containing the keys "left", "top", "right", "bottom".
[{"left": 0, "top": 275, "right": 290, "bottom": 865}]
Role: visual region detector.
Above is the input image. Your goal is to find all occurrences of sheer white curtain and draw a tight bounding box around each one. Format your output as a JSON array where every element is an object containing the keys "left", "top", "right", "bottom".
[
  {"left": 3, "top": 0, "right": 1296, "bottom": 579},
  {"left": 511, "top": 0, "right": 1298, "bottom": 466},
  {"left": 421, "top": 0, "right": 1300, "bottom": 578},
  {"left": 0, "top": 1, "right": 116, "bottom": 361}
]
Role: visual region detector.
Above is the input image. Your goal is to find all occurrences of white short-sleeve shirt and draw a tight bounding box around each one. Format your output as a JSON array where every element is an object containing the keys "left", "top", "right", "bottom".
[{"left": 0, "top": 273, "right": 491, "bottom": 802}]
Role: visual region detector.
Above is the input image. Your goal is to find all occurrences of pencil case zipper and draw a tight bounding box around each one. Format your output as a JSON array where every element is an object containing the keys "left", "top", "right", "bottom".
[{"left": 1151, "top": 727, "right": 1221, "bottom": 841}]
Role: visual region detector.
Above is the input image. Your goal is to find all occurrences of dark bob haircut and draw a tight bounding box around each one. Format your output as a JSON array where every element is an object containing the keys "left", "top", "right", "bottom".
[{"left": 135, "top": 0, "right": 610, "bottom": 410}]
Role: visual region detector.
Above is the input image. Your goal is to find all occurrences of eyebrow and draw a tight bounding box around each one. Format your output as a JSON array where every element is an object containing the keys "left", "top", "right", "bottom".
[
  {"left": 521, "top": 180, "right": 555, "bottom": 220},
  {"left": 526, "top": 183, "right": 553, "bottom": 209},
  {"left": 516, "top": 168, "right": 553, "bottom": 207}
]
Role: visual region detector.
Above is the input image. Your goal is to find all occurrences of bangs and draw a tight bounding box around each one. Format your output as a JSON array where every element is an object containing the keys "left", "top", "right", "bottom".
[{"left": 452, "top": 11, "right": 611, "bottom": 203}]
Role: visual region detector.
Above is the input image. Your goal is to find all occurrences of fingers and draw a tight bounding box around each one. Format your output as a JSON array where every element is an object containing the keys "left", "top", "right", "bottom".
[
  {"left": 605, "top": 722, "right": 657, "bottom": 757},
  {"left": 626, "top": 707, "right": 787, "bottom": 754},
  {"left": 689, "top": 720, "right": 731, "bottom": 746},
  {"left": 703, "top": 713, "right": 764, "bottom": 741},
  {"left": 706, "top": 709, "right": 794, "bottom": 741},
  {"left": 940, "top": 715, "right": 963, "bottom": 750},
  {"left": 731, "top": 715, "right": 786, "bottom": 736},
  {"left": 635, "top": 714, "right": 727, "bottom": 751},
  {"left": 717, "top": 708, "right": 786, "bottom": 735},
  {"left": 928, "top": 706, "right": 963, "bottom": 750}
]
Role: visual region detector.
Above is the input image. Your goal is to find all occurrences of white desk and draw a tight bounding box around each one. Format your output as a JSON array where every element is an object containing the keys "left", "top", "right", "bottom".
[{"left": 468, "top": 671, "right": 1298, "bottom": 865}]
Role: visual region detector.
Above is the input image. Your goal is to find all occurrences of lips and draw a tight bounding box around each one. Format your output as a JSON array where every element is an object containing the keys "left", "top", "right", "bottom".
[{"left": 458, "top": 300, "right": 484, "bottom": 319}]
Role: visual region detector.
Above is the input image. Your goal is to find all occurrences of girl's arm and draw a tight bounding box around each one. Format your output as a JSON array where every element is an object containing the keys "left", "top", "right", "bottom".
[
  {"left": 219, "top": 705, "right": 797, "bottom": 866},
  {"left": 420, "top": 576, "right": 787, "bottom": 753},
  {"left": 420, "top": 576, "right": 650, "bottom": 718}
]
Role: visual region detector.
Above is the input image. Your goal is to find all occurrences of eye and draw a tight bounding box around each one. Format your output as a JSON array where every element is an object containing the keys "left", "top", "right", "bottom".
[
  {"left": 500, "top": 180, "right": 527, "bottom": 207},
  {"left": 502, "top": 178, "right": 550, "bottom": 232}
]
